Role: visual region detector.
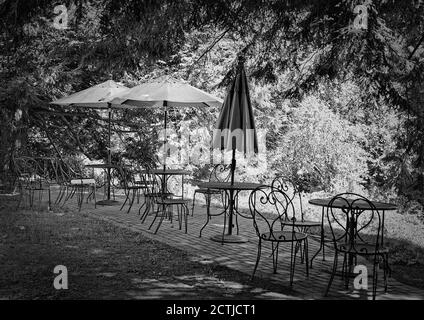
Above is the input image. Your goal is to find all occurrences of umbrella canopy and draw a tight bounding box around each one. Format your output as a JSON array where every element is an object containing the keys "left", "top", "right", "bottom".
[
  {"left": 213, "top": 58, "right": 258, "bottom": 155},
  {"left": 112, "top": 76, "right": 223, "bottom": 168},
  {"left": 213, "top": 57, "right": 258, "bottom": 185},
  {"left": 50, "top": 80, "right": 130, "bottom": 205},
  {"left": 51, "top": 80, "right": 129, "bottom": 108},
  {"left": 111, "top": 76, "right": 222, "bottom": 109}
]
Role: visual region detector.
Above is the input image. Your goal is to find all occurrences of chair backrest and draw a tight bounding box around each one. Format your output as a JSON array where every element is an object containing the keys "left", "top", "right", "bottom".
[
  {"left": 271, "top": 176, "right": 305, "bottom": 221},
  {"left": 326, "top": 193, "right": 383, "bottom": 254},
  {"left": 209, "top": 164, "right": 231, "bottom": 183},
  {"left": 248, "top": 184, "right": 298, "bottom": 241}
]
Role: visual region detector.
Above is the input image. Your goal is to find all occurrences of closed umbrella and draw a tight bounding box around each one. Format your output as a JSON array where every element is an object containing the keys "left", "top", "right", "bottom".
[
  {"left": 112, "top": 76, "right": 223, "bottom": 169},
  {"left": 212, "top": 56, "right": 259, "bottom": 241},
  {"left": 213, "top": 56, "right": 258, "bottom": 183},
  {"left": 50, "top": 80, "right": 129, "bottom": 205}
]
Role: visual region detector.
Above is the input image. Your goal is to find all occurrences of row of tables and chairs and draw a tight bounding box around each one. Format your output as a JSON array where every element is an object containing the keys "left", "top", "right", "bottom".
[{"left": 9, "top": 156, "right": 396, "bottom": 298}]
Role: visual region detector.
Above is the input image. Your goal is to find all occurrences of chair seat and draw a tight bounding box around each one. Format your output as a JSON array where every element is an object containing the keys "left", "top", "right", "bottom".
[
  {"left": 145, "top": 192, "right": 173, "bottom": 197},
  {"left": 194, "top": 188, "right": 222, "bottom": 194},
  {"left": 127, "top": 185, "right": 149, "bottom": 189},
  {"left": 260, "top": 231, "right": 307, "bottom": 242},
  {"left": 157, "top": 198, "right": 190, "bottom": 205},
  {"left": 336, "top": 242, "right": 389, "bottom": 255},
  {"left": 281, "top": 219, "right": 321, "bottom": 228}
]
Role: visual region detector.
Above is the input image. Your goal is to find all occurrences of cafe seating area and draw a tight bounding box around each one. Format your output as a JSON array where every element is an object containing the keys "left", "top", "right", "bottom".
[{"left": 10, "top": 158, "right": 424, "bottom": 300}]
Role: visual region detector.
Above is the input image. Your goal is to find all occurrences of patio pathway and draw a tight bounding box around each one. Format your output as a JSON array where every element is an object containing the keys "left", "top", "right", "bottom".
[{"left": 29, "top": 187, "right": 424, "bottom": 300}]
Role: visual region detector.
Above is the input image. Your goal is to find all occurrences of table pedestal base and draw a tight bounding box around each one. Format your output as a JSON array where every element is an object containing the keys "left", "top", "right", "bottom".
[
  {"left": 210, "top": 234, "right": 248, "bottom": 243},
  {"left": 96, "top": 199, "right": 119, "bottom": 206}
]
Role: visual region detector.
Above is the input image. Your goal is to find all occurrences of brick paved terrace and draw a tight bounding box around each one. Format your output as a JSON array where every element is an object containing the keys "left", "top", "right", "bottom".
[{"left": 15, "top": 187, "right": 424, "bottom": 300}]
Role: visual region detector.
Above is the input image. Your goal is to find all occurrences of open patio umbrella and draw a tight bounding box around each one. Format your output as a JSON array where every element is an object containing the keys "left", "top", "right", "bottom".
[
  {"left": 50, "top": 80, "right": 129, "bottom": 205},
  {"left": 213, "top": 56, "right": 258, "bottom": 183},
  {"left": 112, "top": 76, "right": 223, "bottom": 169}
]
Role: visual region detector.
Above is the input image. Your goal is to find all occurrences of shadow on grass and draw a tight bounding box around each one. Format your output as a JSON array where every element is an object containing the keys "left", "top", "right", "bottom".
[{"left": 0, "top": 200, "right": 300, "bottom": 300}]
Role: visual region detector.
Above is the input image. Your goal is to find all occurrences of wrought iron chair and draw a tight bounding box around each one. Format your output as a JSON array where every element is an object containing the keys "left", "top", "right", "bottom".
[
  {"left": 58, "top": 160, "right": 97, "bottom": 211},
  {"left": 324, "top": 193, "right": 389, "bottom": 300},
  {"left": 144, "top": 169, "right": 190, "bottom": 234},
  {"left": 119, "top": 166, "right": 151, "bottom": 214},
  {"left": 139, "top": 168, "right": 173, "bottom": 223},
  {"left": 272, "top": 177, "right": 321, "bottom": 262},
  {"left": 192, "top": 164, "right": 231, "bottom": 216},
  {"left": 248, "top": 183, "right": 309, "bottom": 286},
  {"left": 13, "top": 156, "right": 53, "bottom": 211},
  {"left": 149, "top": 197, "right": 190, "bottom": 234}
]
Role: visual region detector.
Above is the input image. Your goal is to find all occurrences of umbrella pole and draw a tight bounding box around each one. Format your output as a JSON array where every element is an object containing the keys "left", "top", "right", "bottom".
[
  {"left": 227, "top": 148, "right": 236, "bottom": 236},
  {"left": 163, "top": 106, "right": 167, "bottom": 171},
  {"left": 161, "top": 104, "right": 167, "bottom": 195},
  {"left": 107, "top": 103, "right": 112, "bottom": 201}
]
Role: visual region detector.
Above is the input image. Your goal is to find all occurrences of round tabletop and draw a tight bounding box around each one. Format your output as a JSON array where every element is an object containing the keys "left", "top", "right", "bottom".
[
  {"left": 85, "top": 164, "right": 127, "bottom": 169},
  {"left": 198, "top": 182, "right": 265, "bottom": 191},
  {"left": 149, "top": 169, "right": 191, "bottom": 175},
  {"left": 309, "top": 198, "right": 397, "bottom": 211}
]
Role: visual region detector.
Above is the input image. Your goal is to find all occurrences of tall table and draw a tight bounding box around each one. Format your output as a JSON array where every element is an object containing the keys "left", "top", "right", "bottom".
[
  {"left": 85, "top": 163, "right": 127, "bottom": 206},
  {"left": 197, "top": 181, "right": 264, "bottom": 244},
  {"left": 308, "top": 197, "right": 397, "bottom": 267}
]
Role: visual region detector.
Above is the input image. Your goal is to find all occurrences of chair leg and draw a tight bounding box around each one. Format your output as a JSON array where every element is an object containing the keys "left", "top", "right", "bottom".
[
  {"left": 148, "top": 204, "right": 159, "bottom": 230},
  {"left": 140, "top": 197, "right": 152, "bottom": 223},
  {"left": 153, "top": 204, "right": 167, "bottom": 234},
  {"left": 271, "top": 242, "right": 279, "bottom": 274},
  {"left": 304, "top": 239, "right": 309, "bottom": 277},
  {"left": 290, "top": 241, "right": 298, "bottom": 287},
  {"left": 93, "top": 185, "right": 97, "bottom": 209},
  {"left": 183, "top": 203, "right": 188, "bottom": 233},
  {"left": 199, "top": 195, "right": 212, "bottom": 238},
  {"left": 127, "top": 189, "right": 136, "bottom": 214},
  {"left": 383, "top": 253, "right": 389, "bottom": 292},
  {"left": 325, "top": 252, "right": 339, "bottom": 297},
  {"left": 48, "top": 188, "right": 51, "bottom": 211},
  {"left": 120, "top": 190, "right": 130, "bottom": 211},
  {"left": 372, "top": 261, "right": 378, "bottom": 300},
  {"left": 191, "top": 191, "right": 198, "bottom": 216},
  {"left": 251, "top": 239, "right": 262, "bottom": 280},
  {"left": 139, "top": 197, "right": 148, "bottom": 220}
]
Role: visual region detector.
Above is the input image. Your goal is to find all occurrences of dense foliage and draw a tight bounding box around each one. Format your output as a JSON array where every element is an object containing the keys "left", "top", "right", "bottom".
[{"left": 0, "top": 1, "right": 423, "bottom": 210}]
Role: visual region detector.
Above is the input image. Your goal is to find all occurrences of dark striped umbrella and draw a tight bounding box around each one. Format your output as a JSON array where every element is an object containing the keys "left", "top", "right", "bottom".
[{"left": 213, "top": 56, "right": 258, "bottom": 184}]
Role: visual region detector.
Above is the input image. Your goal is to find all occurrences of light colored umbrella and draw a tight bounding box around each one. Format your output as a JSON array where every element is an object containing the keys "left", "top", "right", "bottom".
[
  {"left": 51, "top": 80, "right": 129, "bottom": 108},
  {"left": 112, "top": 76, "right": 223, "bottom": 168},
  {"left": 50, "top": 80, "right": 129, "bottom": 205}
]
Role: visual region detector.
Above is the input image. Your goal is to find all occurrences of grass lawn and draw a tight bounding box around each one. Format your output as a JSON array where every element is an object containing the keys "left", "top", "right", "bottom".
[{"left": 0, "top": 201, "right": 298, "bottom": 300}]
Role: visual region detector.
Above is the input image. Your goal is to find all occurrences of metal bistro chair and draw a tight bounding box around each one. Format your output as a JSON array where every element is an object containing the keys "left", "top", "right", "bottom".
[
  {"left": 14, "top": 156, "right": 52, "bottom": 211},
  {"left": 146, "top": 171, "right": 190, "bottom": 234},
  {"left": 193, "top": 164, "right": 231, "bottom": 237},
  {"left": 120, "top": 166, "right": 151, "bottom": 214},
  {"left": 324, "top": 193, "right": 389, "bottom": 300},
  {"left": 272, "top": 177, "right": 321, "bottom": 263},
  {"left": 249, "top": 183, "right": 309, "bottom": 286},
  {"left": 139, "top": 168, "right": 173, "bottom": 223},
  {"left": 59, "top": 160, "right": 97, "bottom": 211},
  {"left": 192, "top": 164, "right": 231, "bottom": 216}
]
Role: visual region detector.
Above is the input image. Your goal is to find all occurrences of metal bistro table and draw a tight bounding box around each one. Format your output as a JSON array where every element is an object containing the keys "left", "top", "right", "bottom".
[
  {"left": 85, "top": 163, "right": 128, "bottom": 206},
  {"left": 197, "top": 181, "right": 264, "bottom": 244},
  {"left": 308, "top": 197, "right": 397, "bottom": 268}
]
